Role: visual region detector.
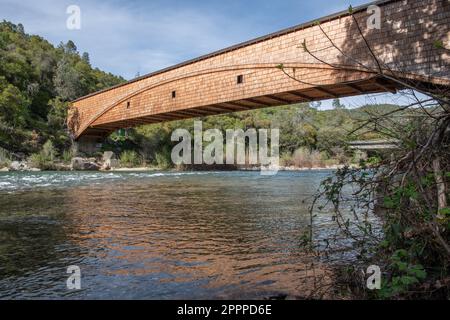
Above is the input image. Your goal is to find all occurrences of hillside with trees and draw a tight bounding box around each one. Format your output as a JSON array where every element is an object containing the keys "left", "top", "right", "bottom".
[{"left": 0, "top": 21, "right": 125, "bottom": 157}]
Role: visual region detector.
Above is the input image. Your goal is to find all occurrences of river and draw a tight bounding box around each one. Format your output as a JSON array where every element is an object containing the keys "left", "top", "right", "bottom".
[{"left": 0, "top": 170, "right": 342, "bottom": 299}]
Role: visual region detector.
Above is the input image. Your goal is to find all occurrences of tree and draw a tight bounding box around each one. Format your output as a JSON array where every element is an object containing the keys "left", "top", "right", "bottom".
[
  {"left": 53, "top": 56, "right": 83, "bottom": 101},
  {"left": 332, "top": 98, "right": 344, "bottom": 110},
  {"left": 47, "top": 98, "right": 70, "bottom": 150},
  {"left": 64, "top": 40, "right": 77, "bottom": 55},
  {"left": 16, "top": 23, "right": 24, "bottom": 34},
  {"left": 0, "top": 76, "right": 29, "bottom": 127},
  {"left": 82, "top": 52, "right": 90, "bottom": 65}
]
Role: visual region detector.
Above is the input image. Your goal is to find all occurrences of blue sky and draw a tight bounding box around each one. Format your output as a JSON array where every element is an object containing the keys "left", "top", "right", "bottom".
[{"left": 1, "top": 0, "right": 414, "bottom": 109}]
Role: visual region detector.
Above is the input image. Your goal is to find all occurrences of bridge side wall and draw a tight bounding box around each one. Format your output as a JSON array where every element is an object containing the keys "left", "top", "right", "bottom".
[{"left": 72, "top": 0, "right": 449, "bottom": 137}]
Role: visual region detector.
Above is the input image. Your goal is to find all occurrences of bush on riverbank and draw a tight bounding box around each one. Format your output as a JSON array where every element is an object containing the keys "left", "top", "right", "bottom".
[
  {"left": 281, "top": 148, "right": 325, "bottom": 168},
  {"left": 155, "top": 149, "right": 173, "bottom": 169},
  {"left": 0, "top": 147, "right": 11, "bottom": 168},
  {"left": 119, "top": 150, "right": 142, "bottom": 168},
  {"left": 280, "top": 147, "right": 356, "bottom": 168},
  {"left": 62, "top": 150, "right": 74, "bottom": 164},
  {"left": 28, "top": 140, "right": 58, "bottom": 170},
  {"left": 313, "top": 118, "right": 450, "bottom": 300}
]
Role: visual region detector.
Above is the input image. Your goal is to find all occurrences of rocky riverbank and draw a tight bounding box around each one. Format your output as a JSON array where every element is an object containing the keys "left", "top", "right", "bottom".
[
  {"left": 0, "top": 151, "right": 118, "bottom": 172},
  {"left": 1, "top": 161, "right": 42, "bottom": 172},
  {"left": 0, "top": 151, "right": 358, "bottom": 172},
  {"left": 0, "top": 162, "right": 355, "bottom": 173}
]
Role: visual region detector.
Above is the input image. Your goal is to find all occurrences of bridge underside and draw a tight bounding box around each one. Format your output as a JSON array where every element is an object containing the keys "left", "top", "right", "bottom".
[{"left": 81, "top": 76, "right": 400, "bottom": 139}]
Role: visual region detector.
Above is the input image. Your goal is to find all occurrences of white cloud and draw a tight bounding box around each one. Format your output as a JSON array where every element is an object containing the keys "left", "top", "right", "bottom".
[{"left": 0, "top": 0, "right": 248, "bottom": 79}]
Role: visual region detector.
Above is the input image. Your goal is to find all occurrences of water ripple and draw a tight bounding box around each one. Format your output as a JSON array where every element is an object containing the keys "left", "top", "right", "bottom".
[{"left": 0, "top": 170, "right": 347, "bottom": 299}]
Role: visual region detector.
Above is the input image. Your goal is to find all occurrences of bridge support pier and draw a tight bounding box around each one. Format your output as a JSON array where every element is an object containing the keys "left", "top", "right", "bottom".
[{"left": 72, "top": 136, "right": 104, "bottom": 156}]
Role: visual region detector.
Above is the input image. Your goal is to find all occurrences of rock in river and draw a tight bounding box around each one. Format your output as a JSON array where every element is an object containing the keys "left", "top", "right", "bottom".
[{"left": 71, "top": 157, "right": 100, "bottom": 171}]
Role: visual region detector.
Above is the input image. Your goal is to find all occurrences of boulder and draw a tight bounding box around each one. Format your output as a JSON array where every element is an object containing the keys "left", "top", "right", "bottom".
[
  {"left": 9, "top": 161, "right": 29, "bottom": 171},
  {"left": 0, "top": 167, "right": 9, "bottom": 172},
  {"left": 100, "top": 159, "right": 119, "bottom": 171},
  {"left": 71, "top": 157, "right": 100, "bottom": 171},
  {"left": 84, "top": 161, "right": 101, "bottom": 171},
  {"left": 100, "top": 163, "right": 110, "bottom": 171},
  {"left": 71, "top": 157, "right": 85, "bottom": 170},
  {"left": 9, "top": 161, "right": 21, "bottom": 171}
]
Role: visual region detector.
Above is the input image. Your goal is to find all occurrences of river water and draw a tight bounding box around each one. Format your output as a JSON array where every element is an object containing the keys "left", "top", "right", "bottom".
[{"left": 0, "top": 170, "right": 342, "bottom": 299}]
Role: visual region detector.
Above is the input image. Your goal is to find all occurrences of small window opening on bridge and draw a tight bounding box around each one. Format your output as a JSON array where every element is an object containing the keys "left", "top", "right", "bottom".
[
  {"left": 237, "top": 75, "right": 244, "bottom": 84},
  {"left": 126, "top": 101, "right": 130, "bottom": 109},
  {"left": 172, "top": 91, "right": 176, "bottom": 98}
]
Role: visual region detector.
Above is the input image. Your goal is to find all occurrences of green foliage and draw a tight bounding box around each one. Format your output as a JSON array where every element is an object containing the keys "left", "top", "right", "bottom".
[
  {"left": 314, "top": 152, "right": 449, "bottom": 299},
  {"left": 0, "top": 76, "right": 29, "bottom": 127},
  {"left": 439, "top": 207, "right": 450, "bottom": 217},
  {"left": 363, "top": 156, "right": 381, "bottom": 167},
  {"left": 119, "top": 150, "right": 141, "bottom": 167},
  {"left": 62, "top": 149, "right": 73, "bottom": 164},
  {"left": 28, "top": 140, "right": 57, "bottom": 169},
  {"left": 0, "top": 21, "right": 125, "bottom": 155},
  {"left": 42, "top": 140, "right": 57, "bottom": 160},
  {"left": 332, "top": 98, "right": 344, "bottom": 110},
  {"left": 0, "top": 146, "right": 11, "bottom": 167},
  {"left": 47, "top": 98, "right": 70, "bottom": 150},
  {"left": 378, "top": 250, "right": 427, "bottom": 298},
  {"left": 383, "top": 184, "right": 418, "bottom": 212},
  {"left": 53, "top": 56, "right": 83, "bottom": 101},
  {"left": 155, "top": 149, "right": 173, "bottom": 169},
  {"left": 433, "top": 40, "right": 444, "bottom": 49}
]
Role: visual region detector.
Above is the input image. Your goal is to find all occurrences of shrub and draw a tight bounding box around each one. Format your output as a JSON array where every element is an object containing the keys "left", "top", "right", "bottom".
[
  {"left": 378, "top": 250, "right": 427, "bottom": 298},
  {"left": 28, "top": 152, "right": 45, "bottom": 168},
  {"left": 119, "top": 150, "right": 141, "bottom": 167},
  {"left": 28, "top": 140, "right": 57, "bottom": 170},
  {"left": 292, "top": 148, "right": 324, "bottom": 168},
  {"left": 155, "top": 151, "right": 172, "bottom": 169},
  {"left": 42, "top": 140, "right": 57, "bottom": 161},
  {"left": 62, "top": 149, "right": 73, "bottom": 164},
  {"left": 280, "top": 151, "right": 294, "bottom": 167},
  {"left": 330, "top": 146, "right": 350, "bottom": 164},
  {"left": 0, "top": 147, "right": 11, "bottom": 167}
]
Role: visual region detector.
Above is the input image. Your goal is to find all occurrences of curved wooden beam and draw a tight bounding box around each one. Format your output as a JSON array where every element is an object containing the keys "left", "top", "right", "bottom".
[{"left": 74, "top": 63, "right": 379, "bottom": 138}]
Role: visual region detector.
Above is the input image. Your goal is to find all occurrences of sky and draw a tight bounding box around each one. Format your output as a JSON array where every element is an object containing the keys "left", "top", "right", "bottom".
[{"left": 0, "top": 0, "right": 415, "bottom": 109}]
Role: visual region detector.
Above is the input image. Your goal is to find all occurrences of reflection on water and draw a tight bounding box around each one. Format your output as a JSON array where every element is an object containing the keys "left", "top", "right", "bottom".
[{"left": 0, "top": 171, "right": 338, "bottom": 299}]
